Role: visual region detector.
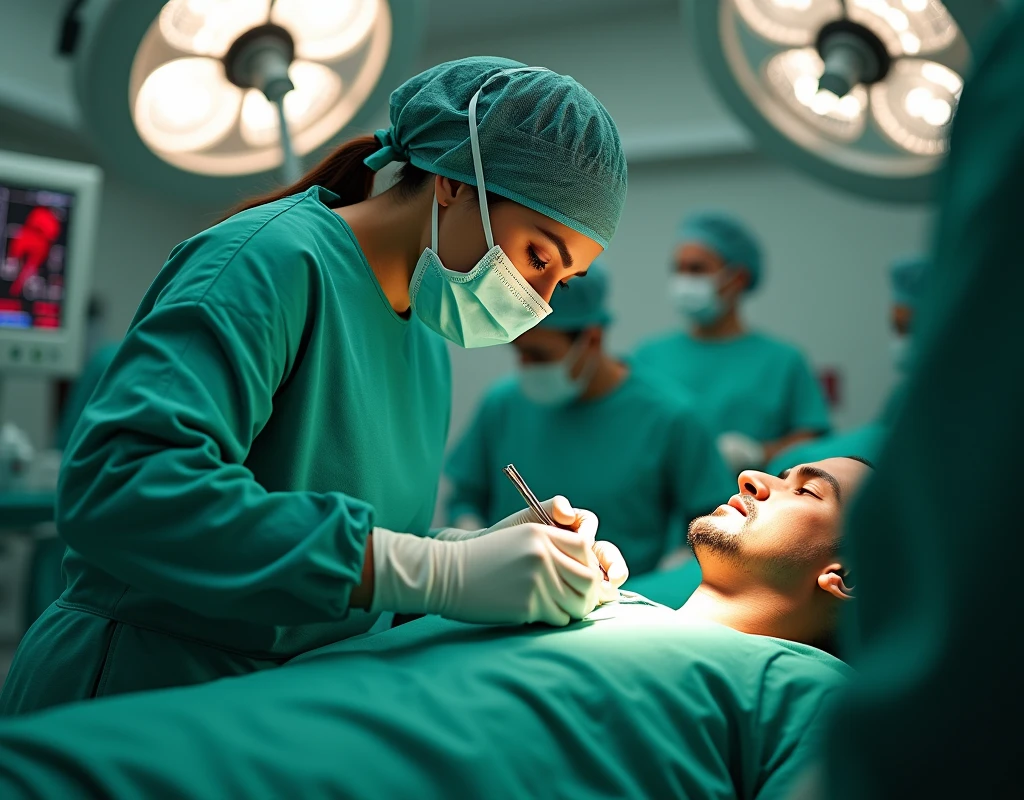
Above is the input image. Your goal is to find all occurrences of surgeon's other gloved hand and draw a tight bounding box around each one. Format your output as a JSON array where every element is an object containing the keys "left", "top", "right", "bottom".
[
  {"left": 370, "top": 523, "right": 602, "bottom": 626},
  {"left": 717, "top": 431, "right": 766, "bottom": 472}
]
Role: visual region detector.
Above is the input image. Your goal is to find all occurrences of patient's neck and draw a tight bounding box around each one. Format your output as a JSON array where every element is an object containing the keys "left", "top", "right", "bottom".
[{"left": 677, "top": 580, "right": 812, "bottom": 644}]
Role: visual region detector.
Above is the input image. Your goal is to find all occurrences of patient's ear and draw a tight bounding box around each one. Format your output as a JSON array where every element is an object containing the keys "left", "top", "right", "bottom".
[{"left": 818, "top": 563, "right": 854, "bottom": 600}]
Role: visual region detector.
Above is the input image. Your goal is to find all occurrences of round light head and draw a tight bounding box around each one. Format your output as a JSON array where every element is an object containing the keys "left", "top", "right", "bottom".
[
  {"left": 690, "top": 0, "right": 999, "bottom": 202},
  {"left": 74, "top": 0, "right": 424, "bottom": 204}
]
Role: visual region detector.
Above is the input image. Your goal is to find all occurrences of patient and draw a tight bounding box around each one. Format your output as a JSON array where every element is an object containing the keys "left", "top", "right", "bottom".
[{"left": 0, "top": 458, "right": 869, "bottom": 800}]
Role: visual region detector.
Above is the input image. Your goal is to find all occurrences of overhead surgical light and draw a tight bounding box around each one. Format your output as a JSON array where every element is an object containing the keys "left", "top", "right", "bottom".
[
  {"left": 72, "top": 0, "right": 424, "bottom": 203},
  {"left": 690, "top": 0, "right": 1000, "bottom": 201}
]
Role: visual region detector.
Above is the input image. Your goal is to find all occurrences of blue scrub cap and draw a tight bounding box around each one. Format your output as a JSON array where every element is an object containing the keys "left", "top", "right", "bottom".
[
  {"left": 538, "top": 258, "right": 612, "bottom": 331},
  {"left": 676, "top": 210, "right": 763, "bottom": 291},
  {"left": 890, "top": 255, "right": 929, "bottom": 309},
  {"left": 363, "top": 56, "right": 628, "bottom": 248}
]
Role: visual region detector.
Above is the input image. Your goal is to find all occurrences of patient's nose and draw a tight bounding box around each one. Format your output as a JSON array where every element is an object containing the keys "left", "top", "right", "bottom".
[{"left": 738, "top": 470, "right": 770, "bottom": 501}]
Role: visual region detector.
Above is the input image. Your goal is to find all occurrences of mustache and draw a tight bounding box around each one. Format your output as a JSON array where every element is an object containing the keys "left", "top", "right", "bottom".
[{"left": 738, "top": 494, "right": 757, "bottom": 520}]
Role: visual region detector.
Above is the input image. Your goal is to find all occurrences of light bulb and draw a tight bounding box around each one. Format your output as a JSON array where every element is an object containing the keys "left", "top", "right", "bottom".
[
  {"left": 272, "top": 0, "right": 379, "bottom": 61},
  {"left": 837, "top": 94, "right": 864, "bottom": 119},
  {"left": 134, "top": 57, "right": 242, "bottom": 153},
  {"left": 886, "top": 7, "right": 910, "bottom": 32},
  {"left": 811, "top": 89, "right": 840, "bottom": 115},
  {"left": 902, "top": 0, "right": 928, "bottom": 11},
  {"left": 871, "top": 59, "right": 961, "bottom": 155},
  {"left": 765, "top": 48, "right": 868, "bottom": 141},
  {"left": 923, "top": 97, "right": 952, "bottom": 126},
  {"left": 904, "top": 86, "right": 933, "bottom": 117},
  {"left": 240, "top": 60, "right": 343, "bottom": 146},
  {"left": 159, "top": 0, "right": 268, "bottom": 57},
  {"left": 900, "top": 32, "right": 922, "bottom": 54},
  {"left": 921, "top": 62, "right": 963, "bottom": 94},
  {"left": 794, "top": 75, "right": 819, "bottom": 105}
]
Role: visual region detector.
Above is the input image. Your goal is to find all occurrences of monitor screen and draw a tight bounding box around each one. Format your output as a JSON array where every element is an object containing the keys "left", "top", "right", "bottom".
[{"left": 0, "top": 183, "right": 77, "bottom": 331}]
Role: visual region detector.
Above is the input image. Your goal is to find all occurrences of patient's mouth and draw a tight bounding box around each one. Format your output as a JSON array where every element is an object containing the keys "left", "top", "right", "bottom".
[{"left": 727, "top": 495, "right": 748, "bottom": 517}]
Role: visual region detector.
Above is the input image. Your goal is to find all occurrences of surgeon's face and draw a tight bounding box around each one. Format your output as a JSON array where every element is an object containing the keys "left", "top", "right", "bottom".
[
  {"left": 673, "top": 243, "right": 749, "bottom": 305},
  {"left": 434, "top": 177, "right": 603, "bottom": 302},
  {"left": 687, "top": 457, "right": 870, "bottom": 588},
  {"left": 513, "top": 326, "right": 601, "bottom": 370}
]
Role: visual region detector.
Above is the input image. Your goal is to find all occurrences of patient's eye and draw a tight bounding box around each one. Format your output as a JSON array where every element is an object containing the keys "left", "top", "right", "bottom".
[{"left": 797, "top": 487, "right": 822, "bottom": 500}]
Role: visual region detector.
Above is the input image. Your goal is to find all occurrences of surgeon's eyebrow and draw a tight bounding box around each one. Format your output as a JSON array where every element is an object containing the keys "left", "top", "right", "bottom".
[
  {"left": 778, "top": 466, "right": 843, "bottom": 505},
  {"left": 537, "top": 227, "right": 574, "bottom": 268}
]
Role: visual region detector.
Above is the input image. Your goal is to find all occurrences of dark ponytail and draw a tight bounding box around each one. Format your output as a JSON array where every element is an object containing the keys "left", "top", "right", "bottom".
[{"left": 229, "top": 135, "right": 381, "bottom": 216}]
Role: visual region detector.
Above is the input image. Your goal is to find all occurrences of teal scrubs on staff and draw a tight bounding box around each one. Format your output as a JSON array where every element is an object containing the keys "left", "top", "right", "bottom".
[
  {"left": 0, "top": 187, "right": 450, "bottom": 716},
  {"left": 827, "top": 2, "right": 1024, "bottom": 796},
  {"left": 445, "top": 372, "right": 732, "bottom": 574},
  {"left": 632, "top": 332, "right": 831, "bottom": 442},
  {"left": 766, "top": 422, "right": 886, "bottom": 475}
]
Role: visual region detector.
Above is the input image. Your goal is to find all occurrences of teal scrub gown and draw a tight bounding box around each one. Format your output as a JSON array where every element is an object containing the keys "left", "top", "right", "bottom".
[
  {"left": 827, "top": 3, "right": 1024, "bottom": 796},
  {"left": 0, "top": 599, "right": 850, "bottom": 800},
  {"left": 631, "top": 331, "right": 830, "bottom": 442},
  {"left": 444, "top": 372, "right": 733, "bottom": 574},
  {"left": 0, "top": 186, "right": 451, "bottom": 716}
]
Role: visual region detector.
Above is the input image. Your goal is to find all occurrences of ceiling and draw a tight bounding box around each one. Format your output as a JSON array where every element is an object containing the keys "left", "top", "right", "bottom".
[{"left": 424, "top": 0, "right": 676, "bottom": 39}]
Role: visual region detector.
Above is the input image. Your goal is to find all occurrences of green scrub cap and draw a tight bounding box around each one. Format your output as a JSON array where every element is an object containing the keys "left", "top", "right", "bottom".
[
  {"left": 539, "top": 258, "right": 613, "bottom": 331},
  {"left": 676, "top": 210, "right": 763, "bottom": 291},
  {"left": 364, "top": 56, "right": 627, "bottom": 247},
  {"left": 890, "top": 255, "right": 929, "bottom": 309}
]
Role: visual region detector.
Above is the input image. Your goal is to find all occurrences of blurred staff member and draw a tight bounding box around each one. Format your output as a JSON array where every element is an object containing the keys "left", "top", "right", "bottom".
[
  {"left": 767, "top": 254, "right": 929, "bottom": 474},
  {"left": 445, "top": 261, "right": 732, "bottom": 576},
  {"left": 632, "top": 211, "right": 830, "bottom": 472}
]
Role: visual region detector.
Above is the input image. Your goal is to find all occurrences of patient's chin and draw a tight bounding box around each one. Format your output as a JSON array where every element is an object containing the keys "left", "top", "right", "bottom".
[{"left": 687, "top": 515, "right": 741, "bottom": 555}]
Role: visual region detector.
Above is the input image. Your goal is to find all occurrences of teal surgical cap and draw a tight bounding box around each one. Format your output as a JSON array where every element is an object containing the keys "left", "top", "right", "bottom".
[
  {"left": 890, "top": 255, "right": 930, "bottom": 309},
  {"left": 364, "top": 56, "right": 627, "bottom": 247},
  {"left": 676, "top": 211, "right": 763, "bottom": 291},
  {"left": 539, "top": 259, "right": 613, "bottom": 331}
]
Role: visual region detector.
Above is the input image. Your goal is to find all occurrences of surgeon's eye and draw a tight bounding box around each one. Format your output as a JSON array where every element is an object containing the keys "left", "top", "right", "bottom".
[
  {"left": 797, "top": 487, "right": 822, "bottom": 500},
  {"left": 527, "top": 246, "right": 548, "bottom": 272}
]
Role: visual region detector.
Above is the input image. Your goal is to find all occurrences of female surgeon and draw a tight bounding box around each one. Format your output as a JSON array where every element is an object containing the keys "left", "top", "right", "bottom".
[{"left": 0, "top": 57, "right": 630, "bottom": 717}]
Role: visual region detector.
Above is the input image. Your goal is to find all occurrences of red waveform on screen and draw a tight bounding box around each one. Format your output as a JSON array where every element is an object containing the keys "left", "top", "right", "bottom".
[{"left": 8, "top": 206, "right": 62, "bottom": 297}]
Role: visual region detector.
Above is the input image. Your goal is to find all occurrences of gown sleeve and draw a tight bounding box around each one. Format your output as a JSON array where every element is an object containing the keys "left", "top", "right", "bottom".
[{"left": 57, "top": 261, "right": 374, "bottom": 626}]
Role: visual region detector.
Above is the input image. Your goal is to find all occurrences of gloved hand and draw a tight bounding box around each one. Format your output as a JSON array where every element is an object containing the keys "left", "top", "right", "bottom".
[
  {"left": 434, "top": 495, "right": 586, "bottom": 542},
  {"left": 370, "top": 523, "right": 602, "bottom": 626},
  {"left": 717, "top": 431, "right": 766, "bottom": 472},
  {"left": 435, "top": 496, "right": 629, "bottom": 603}
]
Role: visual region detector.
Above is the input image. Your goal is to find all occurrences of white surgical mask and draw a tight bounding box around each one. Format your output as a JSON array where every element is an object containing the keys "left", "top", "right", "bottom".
[
  {"left": 409, "top": 67, "right": 553, "bottom": 348},
  {"left": 890, "top": 334, "right": 911, "bottom": 372},
  {"left": 518, "top": 338, "right": 597, "bottom": 406},
  {"left": 669, "top": 274, "right": 724, "bottom": 327}
]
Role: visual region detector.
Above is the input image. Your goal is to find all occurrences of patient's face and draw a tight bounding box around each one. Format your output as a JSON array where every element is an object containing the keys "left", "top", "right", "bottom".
[{"left": 687, "top": 457, "right": 870, "bottom": 585}]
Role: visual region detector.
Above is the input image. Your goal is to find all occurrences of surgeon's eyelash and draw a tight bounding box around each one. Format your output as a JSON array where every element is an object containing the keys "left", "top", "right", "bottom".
[{"left": 527, "top": 246, "right": 548, "bottom": 272}]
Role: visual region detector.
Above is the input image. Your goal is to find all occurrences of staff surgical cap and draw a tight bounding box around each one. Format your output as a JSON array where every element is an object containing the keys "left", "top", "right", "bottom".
[
  {"left": 676, "top": 211, "right": 764, "bottom": 291},
  {"left": 364, "top": 56, "right": 627, "bottom": 247},
  {"left": 890, "top": 255, "right": 929, "bottom": 309},
  {"left": 539, "top": 258, "right": 613, "bottom": 331}
]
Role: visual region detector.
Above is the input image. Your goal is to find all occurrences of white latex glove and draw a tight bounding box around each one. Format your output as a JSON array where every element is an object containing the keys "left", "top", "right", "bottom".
[
  {"left": 717, "top": 431, "right": 766, "bottom": 472},
  {"left": 371, "top": 524, "right": 602, "bottom": 626},
  {"left": 436, "top": 497, "right": 629, "bottom": 604},
  {"left": 435, "top": 496, "right": 584, "bottom": 542}
]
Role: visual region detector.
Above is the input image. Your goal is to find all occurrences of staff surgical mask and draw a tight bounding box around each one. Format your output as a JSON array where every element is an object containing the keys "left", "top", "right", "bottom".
[
  {"left": 518, "top": 337, "right": 598, "bottom": 406},
  {"left": 669, "top": 273, "right": 725, "bottom": 327},
  {"left": 409, "top": 68, "right": 553, "bottom": 348}
]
